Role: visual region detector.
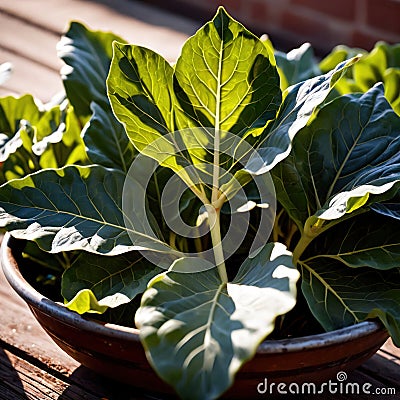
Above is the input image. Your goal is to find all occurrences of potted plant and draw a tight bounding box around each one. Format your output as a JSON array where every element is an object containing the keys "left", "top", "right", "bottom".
[{"left": 0, "top": 7, "right": 399, "bottom": 400}]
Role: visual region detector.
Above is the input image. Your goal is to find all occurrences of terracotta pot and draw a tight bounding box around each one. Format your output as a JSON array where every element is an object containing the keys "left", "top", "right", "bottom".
[{"left": 1, "top": 233, "right": 389, "bottom": 398}]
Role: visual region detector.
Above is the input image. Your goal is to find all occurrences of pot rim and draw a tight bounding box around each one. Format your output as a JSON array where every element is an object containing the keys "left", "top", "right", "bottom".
[{"left": 1, "top": 233, "right": 386, "bottom": 353}]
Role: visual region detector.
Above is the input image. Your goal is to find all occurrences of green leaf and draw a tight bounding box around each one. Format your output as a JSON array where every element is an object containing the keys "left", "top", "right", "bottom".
[
  {"left": 384, "top": 68, "right": 400, "bottom": 114},
  {"left": 82, "top": 102, "right": 136, "bottom": 172},
  {"left": 62, "top": 251, "right": 161, "bottom": 314},
  {"left": 0, "top": 165, "right": 175, "bottom": 257},
  {"left": 272, "top": 84, "right": 400, "bottom": 228},
  {"left": 300, "top": 258, "right": 400, "bottom": 346},
  {"left": 372, "top": 200, "right": 400, "bottom": 220},
  {"left": 32, "top": 101, "right": 87, "bottom": 169},
  {"left": 107, "top": 42, "right": 175, "bottom": 148},
  {"left": 57, "top": 21, "right": 126, "bottom": 117},
  {"left": 107, "top": 42, "right": 186, "bottom": 178},
  {"left": 107, "top": 7, "right": 282, "bottom": 205},
  {"left": 247, "top": 58, "right": 357, "bottom": 175},
  {"left": 0, "top": 95, "right": 87, "bottom": 183},
  {"left": 136, "top": 243, "right": 299, "bottom": 400},
  {"left": 306, "top": 212, "right": 400, "bottom": 270},
  {"left": 64, "top": 289, "right": 109, "bottom": 314},
  {"left": 0, "top": 95, "right": 41, "bottom": 139},
  {"left": 319, "top": 44, "right": 365, "bottom": 74},
  {"left": 320, "top": 41, "right": 400, "bottom": 115},
  {"left": 274, "top": 42, "right": 321, "bottom": 90},
  {"left": 173, "top": 7, "right": 281, "bottom": 136}
]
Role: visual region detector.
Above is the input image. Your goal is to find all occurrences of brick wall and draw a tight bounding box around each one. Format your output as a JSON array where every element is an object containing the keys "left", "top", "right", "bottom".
[{"left": 151, "top": 0, "right": 400, "bottom": 55}]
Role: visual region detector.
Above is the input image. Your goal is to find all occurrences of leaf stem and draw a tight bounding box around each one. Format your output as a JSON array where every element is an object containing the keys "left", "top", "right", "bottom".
[
  {"left": 292, "top": 233, "right": 314, "bottom": 265},
  {"left": 208, "top": 37, "right": 228, "bottom": 283},
  {"left": 208, "top": 205, "right": 228, "bottom": 283},
  {"left": 292, "top": 215, "right": 321, "bottom": 264},
  {"left": 292, "top": 208, "right": 369, "bottom": 264}
]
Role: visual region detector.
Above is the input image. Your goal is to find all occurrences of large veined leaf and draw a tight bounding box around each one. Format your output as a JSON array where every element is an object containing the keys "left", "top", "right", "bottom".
[
  {"left": 62, "top": 251, "right": 161, "bottom": 314},
  {"left": 57, "top": 21, "right": 126, "bottom": 117},
  {"left": 136, "top": 243, "right": 299, "bottom": 400},
  {"left": 300, "top": 258, "right": 400, "bottom": 346},
  {"left": 57, "top": 21, "right": 131, "bottom": 170},
  {"left": 107, "top": 43, "right": 175, "bottom": 146},
  {"left": 108, "top": 8, "right": 281, "bottom": 197},
  {"left": 107, "top": 42, "right": 189, "bottom": 179},
  {"left": 0, "top": 95, "right": 87, "bottom": 183},
  {"left": 173, "top": 7, "right": 281, "bottom": 136},
  {"left": 272, "top": 84, "right": 400, "bottom": 228},
  {"left": 246, "top": 58, "right": 357, "bottom": 175},
  {"left": 81, "top": 102, "right": 135, "bottom": 172},
  {"left": 0, "top": 165, "right": 175, "bottom": 257},
  {"left": 172, "top": 7, "right": 281, "bottom": 196},
  {"left": 305, "top": 211, "right": 400, "bottom": 270}
]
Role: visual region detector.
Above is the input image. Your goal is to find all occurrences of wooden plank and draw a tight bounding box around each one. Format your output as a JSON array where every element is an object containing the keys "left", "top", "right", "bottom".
[
  {"left": 0, "top": 345, "right": 145, "bottom": 400},
  {"left": 0, "top": 0, "right": 197, "bottom": 101},
  {"left": 0, "top": 347, "right": 73, "bottom": 400},
  {"left": 0, "top": 0, "right": 196, "bottom": 61},
  {"left": 0, "top": 48, "right": 62, "bottom": 101},
  {"left": 0, "top": 266, "right": 78, "bottom": 374},
  {"left": 359, "top": 351, "right": 400, "bottom": 388},
  {"left": 381, "top": 339, "right": 400, "bottom": 363},
  {"left": 0, "top": 269, "right": 159, "bottom": 399},
  {"left": 0, "top": 12, "right": 61, "bottom": 71}
]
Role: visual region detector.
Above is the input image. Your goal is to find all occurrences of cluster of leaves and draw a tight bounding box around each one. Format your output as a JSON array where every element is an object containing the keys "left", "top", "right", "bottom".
[
  {"left": 0, "top": 8, "right": 400, "bottom": 400},
  {"left": 274, "top": 39, "right": 400, "bottom": 114}
]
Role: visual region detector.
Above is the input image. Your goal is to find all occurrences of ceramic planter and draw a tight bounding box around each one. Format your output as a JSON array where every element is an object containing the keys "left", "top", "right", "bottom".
[{"left": 1, "top": 233, "right": 389, "bottom": 398}]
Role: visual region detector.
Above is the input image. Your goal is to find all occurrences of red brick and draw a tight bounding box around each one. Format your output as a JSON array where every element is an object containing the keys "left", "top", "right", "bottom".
[
  {"left": 282, "top": 10, "right": 333, "bottom": 39},
  {"left": 292, "top": 0, "right": 357, "bottom": 21},
  {"left": 352, "top": 30, "right": 396, "bottom": 50},
  {"left": 366, "top": 0, "right": 400, "bottom": 35},
  {"left": 249, "top": 0, "right": 270, "bottom": 23},
  {"left": 219, "top": 0, "right": 243, "bottom": 12},
  {"left": 204, "top": 0, "right": 243, "bottom": 13}
]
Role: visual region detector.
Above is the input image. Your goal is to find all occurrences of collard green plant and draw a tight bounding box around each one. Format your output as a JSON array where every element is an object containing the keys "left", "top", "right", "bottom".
[
  {"left": 320, "top": 41, "right": 400, "bottom": 115},
  {"left": 274, "top": 40, "right": 400, "bottom": 114},
  {"left": 0, "top": 7, "right": 399, "bottom": 400}
]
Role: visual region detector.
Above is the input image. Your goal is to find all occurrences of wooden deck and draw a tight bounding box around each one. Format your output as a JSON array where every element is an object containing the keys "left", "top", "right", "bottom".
[{"left": 0, "top": 0, "right": 399, "bottom": 398}]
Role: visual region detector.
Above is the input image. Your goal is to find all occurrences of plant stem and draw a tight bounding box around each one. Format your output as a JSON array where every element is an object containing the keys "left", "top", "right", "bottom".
[
  {"left": 208, "top": 39, "right": 228, "bottom": 283},
  {"left": 272, "top": 208, "right": 285, "bottom": 242},
  {"left": 292, "top": 208, "right": 370, "bottom": 264},
  {"left": 194, "top": 227, "right": 203, "bottom": 255},
  {"left": 292, "top": 215, "right": 321, "bottom": 264},
  {"left": 208, "top": 205, "right": 228, "bottom": 283},
  {"left": 292, "top": 233, "right": 314, "bottom": 265},
  {"left": 286, "top": 223, "right": 299, "bottom": 250}
]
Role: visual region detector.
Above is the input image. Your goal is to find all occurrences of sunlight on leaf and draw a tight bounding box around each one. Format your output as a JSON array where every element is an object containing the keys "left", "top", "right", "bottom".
[{"left": 136, "top": 243, "right": 298, "bottom": 400}]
